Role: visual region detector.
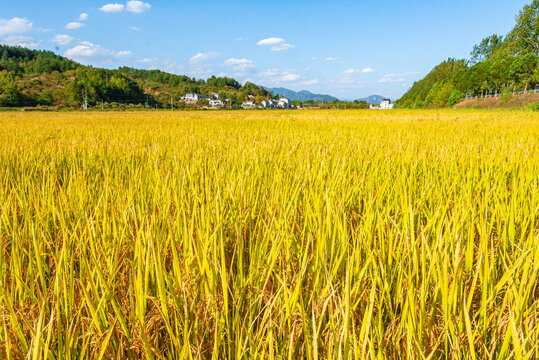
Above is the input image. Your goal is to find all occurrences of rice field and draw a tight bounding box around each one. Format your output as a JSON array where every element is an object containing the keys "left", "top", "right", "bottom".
[{"left": 0, "top": 110, "right": 537, "bottom": 359}]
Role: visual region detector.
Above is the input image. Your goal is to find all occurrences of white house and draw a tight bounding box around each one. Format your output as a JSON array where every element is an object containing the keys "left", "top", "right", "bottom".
[
  {"left": 210, "top": 92, "right": 219, "bottom": 100},
  {"left": 209, "top": 99, "right": 223, "bottom": 107},
  {"left": 261, "top": 99, "right": 277, "bottom": 109},
  {"left": 183, "top": 93, "right": 206, "bottom": 103},
  {"left": 241, "top": 100, "right": 256, "bottom": 109},
  {"left": 259, "top": 98, "right": 291, "bottom": 109},
  {"left": 278, "top": 98, "right": 291, "bottom": 109},
  {"left": 380, "top": 99, "right": 394, "bottom": 109}
]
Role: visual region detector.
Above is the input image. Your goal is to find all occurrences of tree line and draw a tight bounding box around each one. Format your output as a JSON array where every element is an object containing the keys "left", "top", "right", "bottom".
[
  {"left": 396, "top": 0, "right": 539, "bottom": 108},
  {"left": 0, "top": 45, "right": 272, "bottom": 109}
]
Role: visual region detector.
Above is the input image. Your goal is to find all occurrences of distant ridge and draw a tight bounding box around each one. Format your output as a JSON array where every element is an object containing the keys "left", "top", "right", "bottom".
[
  {"left": 264, "top": 87, "right": 339, "bottom": 102},
  {"left": 358, "top": 95, "right": 391, "bottom": 105}
]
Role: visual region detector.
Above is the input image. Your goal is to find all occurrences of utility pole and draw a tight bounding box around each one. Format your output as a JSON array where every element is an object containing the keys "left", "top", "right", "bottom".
[{"left": 82, "top": 87, "right": 88, "bottom": 111}]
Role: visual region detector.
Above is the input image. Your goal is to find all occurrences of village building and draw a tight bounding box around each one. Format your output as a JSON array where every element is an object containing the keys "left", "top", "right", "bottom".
[
  {"left": 241, "top": 100, "right": 256, "bottom": 109},
  {"left": 182, "top": 93, "right": 207, "bottom": 103},
  {"left": 380, "top": 99, "right": 394, "bottom": 109},
  {"left": 209, "top": 99, "right": 223, "bottom": 107},
  {"left": 261, "top": 99, "right": 277, "bottom": 109},
  {"left": 278, "top": 98, "right": 291, "bottom": 109},
  {"left": 259, "top": 98, "right": 292, "bottom": 109}
]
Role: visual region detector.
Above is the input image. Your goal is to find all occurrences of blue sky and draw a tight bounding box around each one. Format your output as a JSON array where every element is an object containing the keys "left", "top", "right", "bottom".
[{"left": 0, "top": 0, "right": 530, "bottom": 99}]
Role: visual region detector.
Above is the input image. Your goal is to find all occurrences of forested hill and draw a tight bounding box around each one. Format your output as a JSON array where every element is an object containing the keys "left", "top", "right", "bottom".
[
  {"left": 396, "top": 0, "right": 539, "bottom": 108},
  {"left": 0, "top": 45, "right": 272, "bottom": 109}
]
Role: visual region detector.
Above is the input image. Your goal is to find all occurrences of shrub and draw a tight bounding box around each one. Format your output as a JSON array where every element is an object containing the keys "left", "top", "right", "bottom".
[
  {"left": 448, "top": 89, "right": 463, "bottom": 106},
  {"left": 501, "top": 88, "right": 513, "bottom": 97},
  {"left": 425, "top": 81, "right": 455, "bottom": 107}
]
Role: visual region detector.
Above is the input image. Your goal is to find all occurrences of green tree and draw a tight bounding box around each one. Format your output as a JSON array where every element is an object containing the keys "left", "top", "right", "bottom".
[
  {"left": 505, "top": 0, "right": 539, "bottom": 55},
  {"left": 489, "top": 54, "right": 513, "bottom": 94},
  {"left": 396, "top": 59, "right": 467, "bottom": 108},
  {"left": 0, "top": 81, "right": 23, "bottom": 107},
  {"left": 533, "top": 64, "right": 539, "bottom": 86},
  {"left": 509, "top": 54, "right": 539, "bottom": 92},
  {"left": 425, "top": 81, "right": 454, "bottom": 107},
  {"left": 37, "top": 90, "right": 54, "bottom": 106},
  {"left": 448, "top": 89, "right": 463, "bottom": 106},
  {"left": 471, "top": 34, "right": 505, "bottom": 63}
]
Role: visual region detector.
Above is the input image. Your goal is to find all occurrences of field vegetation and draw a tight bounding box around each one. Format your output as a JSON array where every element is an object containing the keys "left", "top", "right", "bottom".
[{"left": 0, "top": 110, "right": 538, "bottom": 359}]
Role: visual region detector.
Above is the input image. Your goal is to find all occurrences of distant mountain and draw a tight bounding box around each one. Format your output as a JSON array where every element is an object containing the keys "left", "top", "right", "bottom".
[
  {"left": 264, "top": 89, "right": 393, "bottom": 104},
  {"left": 264, "top": 87, "right": 338, "bottom": 102},
  {"left": 359, "top": 95, "right": 391, "bottom": 105}
]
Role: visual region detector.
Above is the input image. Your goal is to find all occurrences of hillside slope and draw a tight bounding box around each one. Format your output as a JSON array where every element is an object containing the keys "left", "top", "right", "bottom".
[
  {"left": 455, "top": 92, "right": 539, "bottom": 109},
  {"left": 0, "top": 45, "right": 272, "bottom": 109},
  {"left": 395, "top": 1, "right": 539, "bottom": 109}
]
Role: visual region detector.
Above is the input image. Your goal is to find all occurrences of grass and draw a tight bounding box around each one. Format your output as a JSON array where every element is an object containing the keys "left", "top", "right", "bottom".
[
  {"left": 0, "top": 109, "right": 537, "bottom": 359},
  {"left": 454, "top": 92, "right": 539, "bottom": 110}
]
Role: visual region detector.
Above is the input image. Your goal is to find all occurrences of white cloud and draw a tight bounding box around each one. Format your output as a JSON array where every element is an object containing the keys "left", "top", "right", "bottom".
[
  {"left": 99, "top": 3, "right": 125, "bottom": 13},
  {"left": 302, "top": 79, "right": 319, "bottom": 86},
  {"left": 0, "top": 17, "right": 33, "bottom": 36},
  {"left": 189, "top": 52, "right": 218, "bottom": 64},
  {"left": 260, "top": 68, "right": 280, "bottom": 77},
  {"left": 52, "top": 34, "right": 74, "bottom": 46},
  {"left": 378, "top": 72, "right": 418, "bottom": 83},
  {"left": 223, "top": 58, "right": 255, "bottom": 73},
  {"left": 339, "top": 68, "right": 367, "bottom": 85},
  {"left": 361, "top": 67, "right": 375, "bottom": 73},
  {"left": 65, "top": 22, "right": 85, "bottom": 30},
  {"left": 325, "top": 57, "right": 344, "bottom": 64},
  {"left": 257, "top": 37, "right": 294, "bottom": 52},
  {"left": 78, "top": 13, "right": 89, "bottom": 21},
  {"left": 126, "top": 1, "right": 151, "bottom": 13},
  {"left": 338, "top": 68, "right": 369, "bottom": 85},
  {"left": 379, "top": 76, "right": 405, "bottom": 83},
  {"left": 136, "top": 57, "right": 157, "bottom": 63},
  {"left": 128, "top": 26, "right": 140, "bottom": 31},
  {"left": 257, "top": 37, "right": 284, "bottom": 46},
  {"left": 400, "top": 72, "right": 419, "bottom": 76},
  {"left": 259, "top": 68, "right": 301, "bottom": 84},
  {"left": 2, "top": 35, "right": 40, "bottom": 49},
  {"left": 224, "top": 58, "right": 252, "bottom": 66},
  {"left": 158, "top": 58, "right": 182, "bottom": 73},
  {"left": 277, "top": 72, "right": 300, "bottom": 82},
  {"left": 190, "top": 68, "right": 214, "bottom": 76},
  {"left": 236, "top": 37, "right": 247, "bottom": 41},
  {"left": 272, "top": 43, "right": 294, "bottom": 52},
  {"left": 343, "top": 68, "right": 359, "bottom": 75},
  {"left": 65, "top": 41, "right": 131, "bottom": 64}
]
